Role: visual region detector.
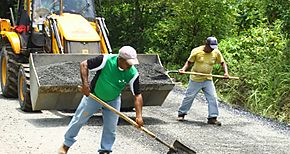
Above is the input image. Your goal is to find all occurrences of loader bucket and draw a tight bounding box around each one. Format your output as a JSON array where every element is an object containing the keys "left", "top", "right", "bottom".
[{"left": 29, "top": 53, "right": 174, "bottom": 110}]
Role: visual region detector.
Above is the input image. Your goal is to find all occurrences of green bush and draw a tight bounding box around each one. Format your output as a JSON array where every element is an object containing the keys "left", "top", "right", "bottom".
[
  {"left": 217, "top": 20, "right": 289, "bottom": 123},
  {"left": 144, "top": 0, "right": 236, "bottom": 64}
]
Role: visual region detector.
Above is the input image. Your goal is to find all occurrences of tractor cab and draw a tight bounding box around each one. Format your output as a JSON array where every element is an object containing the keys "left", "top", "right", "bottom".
[
  {"left": 32, "top": 0, "right": 96, "bottom": 31},
  {"left": 14, "top": 0, "right": 95, "bottom": 32},
  {"left": 13, "top": 0, "right": 99, "bottom": 55}
]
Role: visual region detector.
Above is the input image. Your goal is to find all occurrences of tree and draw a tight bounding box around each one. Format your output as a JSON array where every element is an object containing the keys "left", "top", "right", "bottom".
[{"left": 0, "top": 0, "right": 17, "bottom": 19}]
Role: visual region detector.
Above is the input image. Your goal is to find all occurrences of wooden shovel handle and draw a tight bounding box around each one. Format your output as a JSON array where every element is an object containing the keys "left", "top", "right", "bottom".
[
  {"left": 183, "top": 71, "right": 239, "bottom": 80},
  {"left": 78, "top": 86, "right": 180, "bottom": 151},
  {"left": 77, "top": 86, "right": 156, "bottom": 138},
  {"left": 88, "top": 93, "right": 159, "bottom": 139}
]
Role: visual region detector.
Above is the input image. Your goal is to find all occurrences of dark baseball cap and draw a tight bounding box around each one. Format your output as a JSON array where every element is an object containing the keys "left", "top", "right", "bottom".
[{"left": 206, "top": 37, "right": 218, "bottom": 49}]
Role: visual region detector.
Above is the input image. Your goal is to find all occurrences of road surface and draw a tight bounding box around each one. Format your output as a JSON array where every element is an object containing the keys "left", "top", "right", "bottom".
[{"left": 0, "top": 86, "right": 289, "bottom": 154}]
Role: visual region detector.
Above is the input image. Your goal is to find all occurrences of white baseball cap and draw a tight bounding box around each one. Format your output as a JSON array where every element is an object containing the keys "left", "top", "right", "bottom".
[{"left": 118, "top": 46, "right": 139, "bottom": 65}]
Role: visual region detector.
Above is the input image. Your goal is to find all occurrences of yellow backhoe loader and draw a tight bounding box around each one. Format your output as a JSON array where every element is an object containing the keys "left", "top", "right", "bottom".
[{"left": 0, "top": 0, "right": 174, "bottom": 112}]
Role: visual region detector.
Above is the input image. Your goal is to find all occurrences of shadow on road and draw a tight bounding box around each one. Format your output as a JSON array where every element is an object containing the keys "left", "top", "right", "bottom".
[
  {"left": 0, "top": 94, "right": 17, "bottom": 100},
  {"left": 16, "top": 108, "right": 43, "bottom": 113},
  {"left": 25, "top": 116, "right": 72, "bottom": 127},
  {"left": 118, "top": 116, "right": 167, "bottom": 126},
  {"left": 25, "top": 111, "right": 167, "bottom": 128},
  {"left": 174, "top": 120, "right": 208, "bottom": 126}
]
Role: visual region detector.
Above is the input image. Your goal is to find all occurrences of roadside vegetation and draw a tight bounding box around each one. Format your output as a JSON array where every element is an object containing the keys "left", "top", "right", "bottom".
[
  {"left": 1, "top": 0, "right": 288, "bottom": 123},
  {"left": 97, "top": 0, "right": 289, "bottom": 123}
]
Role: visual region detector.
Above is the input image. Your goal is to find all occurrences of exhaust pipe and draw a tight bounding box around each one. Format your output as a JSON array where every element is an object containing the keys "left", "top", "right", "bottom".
[{"left": 59, "top": 0, "right": 63, "bottom": 16}]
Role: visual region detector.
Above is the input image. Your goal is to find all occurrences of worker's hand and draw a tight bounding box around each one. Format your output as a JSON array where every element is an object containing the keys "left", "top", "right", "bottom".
[
  {"left": 224, "top": 73, "right": 229, "bottom": 79},
  {"left": 81, "top": 84, "right": 90, "bottom": 96},
  {"left": 135, "top": 117, "right": 144, "bottom": 128},
  {"left": 178, "top": 69, "right": 185, "bottom": 74}
]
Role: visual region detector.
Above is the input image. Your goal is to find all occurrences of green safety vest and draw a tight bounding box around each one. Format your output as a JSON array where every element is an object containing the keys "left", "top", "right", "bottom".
[{"left": 94, "top": 55, "right": 138, "bottom": 102}]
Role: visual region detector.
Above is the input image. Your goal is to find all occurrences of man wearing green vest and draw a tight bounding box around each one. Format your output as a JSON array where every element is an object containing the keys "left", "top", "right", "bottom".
[{"left": 59, "top": 46, "right": 144, "bottom": 154}]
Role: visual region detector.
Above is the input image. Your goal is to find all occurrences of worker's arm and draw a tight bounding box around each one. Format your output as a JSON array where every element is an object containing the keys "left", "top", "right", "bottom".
[
  {"left": 134, "top": 93, "right": 144, "bottom": 127},
  {"left": 179, "top": 61, "right": 193, "bottom": 74},
  {"left": 221, "top": 62, "right": 229, "bottom": 78},
  {"left": 129, "top": 75, "right": 143, "bottom": 127},
  {"left": 80, "top": 60, "right": 90, "bottom": 96},
  {"left": 179, "top": 47, "right": 198, "bottom": 73},
  {"left": 81, "top": 55, "right": 106, "bottom": 96}
]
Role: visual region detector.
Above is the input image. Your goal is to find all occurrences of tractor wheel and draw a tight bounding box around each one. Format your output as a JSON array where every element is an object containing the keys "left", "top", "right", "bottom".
[
  {"left": 18, "top": 65, "right": 33, "bottom": 112},
  {"left": 0, "top": 45, "right": 20, "bottom": 97}
]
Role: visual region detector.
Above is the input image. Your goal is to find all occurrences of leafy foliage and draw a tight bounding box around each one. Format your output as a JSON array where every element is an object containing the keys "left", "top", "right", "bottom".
[
  {"left": 235, "top": 0, "right": 267, "bottom": 32},
  {"left": 0, "top": 0, "right": 18, "bottom": 19},
  {"left": 96, "top": 0, "right": 172, "bottom": 53},
  {"left": 144, "top": 1, "right": 237, "bottom": 64},
  {"left": 97, "top": 0, "right": 289, "bottom": 123},
  {"left": 265, "top": 0, "right": 290, "bottom": 35},
  {"left": 218, "top": 20, "right": 289, "bottom": 122}
]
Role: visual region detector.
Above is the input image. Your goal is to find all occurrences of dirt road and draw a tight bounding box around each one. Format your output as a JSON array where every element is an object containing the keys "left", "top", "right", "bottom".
[{"left": 0, "top": 87, "right": 289, "bottom": 154}]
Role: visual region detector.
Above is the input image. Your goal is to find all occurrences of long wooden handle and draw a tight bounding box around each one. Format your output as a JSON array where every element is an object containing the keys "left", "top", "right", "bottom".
[
  {"left": 77, "top": 86, "right": 177, "bottom": 150},
  {"left": 87, "top": 92, "right": 176, "bottom": 149},
  {"left": 78, "top": 87, "right": 157, "bottom": 138},
  {"left": 183, "top": 71, "right": 239, "bottom": 80},
  {"left": 89, "top": 93, "right": 139, "bottom": 126}
]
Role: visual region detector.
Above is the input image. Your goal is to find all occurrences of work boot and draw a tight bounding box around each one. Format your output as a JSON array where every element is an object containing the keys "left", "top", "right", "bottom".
[
  {"left": 177, "top": 114, "right": 186, "bottom": 121},
  {"left": 207, "top": 117, "right": 222, "bottom": 126},
  {"left": 58, "top": 144, "right": 69, "bottom": 154}
]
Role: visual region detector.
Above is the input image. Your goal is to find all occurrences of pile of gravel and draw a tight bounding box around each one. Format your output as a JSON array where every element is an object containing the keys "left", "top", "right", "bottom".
[
  {"left": 135, "top": 63, "right": 172, "bottom": 84},
  {"left": 36, "top": 62, "right": 172, "bottom": 86},
  {"left": 36, "top": 62, "right": 82, "bottom": 86}
]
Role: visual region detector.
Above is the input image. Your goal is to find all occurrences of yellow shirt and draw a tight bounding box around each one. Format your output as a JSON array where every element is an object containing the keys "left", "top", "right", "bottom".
[{"left": 187, "top": 45, "right": 224, "bottom": 82}]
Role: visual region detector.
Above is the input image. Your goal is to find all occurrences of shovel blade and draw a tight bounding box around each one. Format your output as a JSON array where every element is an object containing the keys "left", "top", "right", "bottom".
[{"left": 167, "top": 140, "right": 196, "bottom": 154}]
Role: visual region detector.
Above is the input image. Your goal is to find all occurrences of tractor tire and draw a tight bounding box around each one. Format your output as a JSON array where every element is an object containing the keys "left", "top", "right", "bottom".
[
  {"left": 18, "top": 64, "right": 33, "bottom": 112},
  {"left": 0, "top": 45, "right": 20, "bottom": 98}
]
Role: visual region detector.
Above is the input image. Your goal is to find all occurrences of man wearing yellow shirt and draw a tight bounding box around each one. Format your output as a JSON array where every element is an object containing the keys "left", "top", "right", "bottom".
[{"left": 177, "top": 37, "right": 229, "bottom": 126}]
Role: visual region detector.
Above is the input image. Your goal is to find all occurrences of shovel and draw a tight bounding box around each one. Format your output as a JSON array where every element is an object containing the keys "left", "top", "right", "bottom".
[
  {"left": 78, "top": 86, "right": 196, "bottom": 154},
  {"left": 161, "top": 70, "right": 239, "bottom": 80}
]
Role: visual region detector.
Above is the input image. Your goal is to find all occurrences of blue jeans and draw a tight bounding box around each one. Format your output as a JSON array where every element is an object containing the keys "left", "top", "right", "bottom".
[
  {"left": 178, "top": 80, "right": 219, "bottom": 118},
  {"left": 63, "top": 95, "right": 121, "bottom": 152}
]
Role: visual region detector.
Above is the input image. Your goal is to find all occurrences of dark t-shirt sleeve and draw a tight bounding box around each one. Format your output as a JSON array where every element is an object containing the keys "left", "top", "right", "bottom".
[
  {"left": 87, "top": 55, "right": 104, "bottom": 93},
  {"left": 132, "top": 76, "right": 141, "bottom": 95},
  {"left": 87, "top": 55, "right": 104, "bottom": 70}
]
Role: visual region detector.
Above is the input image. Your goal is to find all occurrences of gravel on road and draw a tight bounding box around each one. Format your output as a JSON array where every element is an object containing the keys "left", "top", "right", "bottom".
[{"left": 0, "top": 87, "right": 289, "bottom": 154}]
